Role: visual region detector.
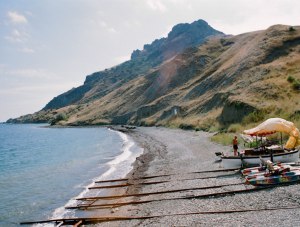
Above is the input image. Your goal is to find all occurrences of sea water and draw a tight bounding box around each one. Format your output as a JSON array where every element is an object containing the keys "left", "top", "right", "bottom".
[{"left": 0, "top": 124, "right": 143, "bottom": 226}]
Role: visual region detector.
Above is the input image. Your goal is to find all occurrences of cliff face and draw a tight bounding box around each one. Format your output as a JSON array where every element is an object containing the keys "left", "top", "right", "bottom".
[
  {"left": 42, "top": 19, "right": 223, "bottom": 110},
  {"left": 8, "top": 23, "right": 300, "bottom": 130}
]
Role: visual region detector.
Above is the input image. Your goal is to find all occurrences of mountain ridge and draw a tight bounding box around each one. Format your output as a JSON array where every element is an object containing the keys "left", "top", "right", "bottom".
[
  {"left": 7, "top": 22, "right": 300, "bottom": 131},
  {"left": 43, "top": 19, "right": 223, "bottom": 110}
]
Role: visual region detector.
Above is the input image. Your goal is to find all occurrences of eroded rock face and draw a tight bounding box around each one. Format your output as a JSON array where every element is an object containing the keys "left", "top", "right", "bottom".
[{"left": 219, "top": 101, "right": 257, "bottom": 125}]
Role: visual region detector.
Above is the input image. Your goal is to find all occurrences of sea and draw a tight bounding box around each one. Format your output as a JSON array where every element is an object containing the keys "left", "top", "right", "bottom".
[{"left": 0, "top": 123, "right": 143, "bottom": 226}]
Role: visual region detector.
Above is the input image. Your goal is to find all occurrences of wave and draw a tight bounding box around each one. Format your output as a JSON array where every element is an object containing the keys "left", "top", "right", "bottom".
[{"left": 47, "top": 129, "right": 143, "bottom": 224}]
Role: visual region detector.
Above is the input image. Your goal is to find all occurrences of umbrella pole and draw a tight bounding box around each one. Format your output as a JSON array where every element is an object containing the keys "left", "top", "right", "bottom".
[
  {"left": 280, "top": 132, "right": 283, "bottom": 149},
  {"left": 256, "top": 135, "right": 258, "bottom": 148}
]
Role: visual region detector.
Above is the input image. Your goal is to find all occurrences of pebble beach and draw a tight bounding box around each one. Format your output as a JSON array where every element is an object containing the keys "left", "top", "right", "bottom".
[{"left": 92, "top": 127, "right": 300, "bottom": 226}]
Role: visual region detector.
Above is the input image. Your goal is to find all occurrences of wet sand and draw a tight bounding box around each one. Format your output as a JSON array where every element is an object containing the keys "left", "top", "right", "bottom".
[{"left": 97, "top": 127, "right": 300, "bottom": 226}]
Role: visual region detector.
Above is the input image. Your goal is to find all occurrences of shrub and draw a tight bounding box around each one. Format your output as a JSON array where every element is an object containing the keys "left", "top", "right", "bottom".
[
  {"left": 211, "top": 133, "right": 236, "bottom": 146},
  {"left": 292, "top": 80, "right": 300, "bottom": 90},
  {"left": 227, "top": 123, "right": 242, "bottom": 133},
  {"left": 289, "top": 26, "right": 296, "bottom": 32},
  {"left": 179, "top": 123, "right": 194, "bottom": 130},
  {"left": 287, "top": 75, "right": 300, "bottom": 91},
  {"left": 287, "top": 75, "right": 295, "bottom": 83},
  {"left": 50, "top": 113, "right": 68, "bottom": 125},
  {"left": 242, "top": 110, "right": 266, "bottom": 125}
]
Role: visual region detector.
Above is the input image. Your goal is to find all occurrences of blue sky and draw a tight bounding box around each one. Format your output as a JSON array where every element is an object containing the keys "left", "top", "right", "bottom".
[{"left": 0, "top": 0, "right": 299, "bottom": 122}]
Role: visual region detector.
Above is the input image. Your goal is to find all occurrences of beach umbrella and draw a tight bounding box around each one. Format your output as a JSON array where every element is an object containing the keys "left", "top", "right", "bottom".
[{"left": 243, "top": 118, "right": 300, "bottom": 149}]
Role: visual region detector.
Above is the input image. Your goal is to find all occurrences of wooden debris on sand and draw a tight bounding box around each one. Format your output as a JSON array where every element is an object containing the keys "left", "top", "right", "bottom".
[
  {"left": 22, "top": 168, "right": 298, "bottom": 226},
  {"left": 20, "top": 206, "right": 300, "bottom": 225}
]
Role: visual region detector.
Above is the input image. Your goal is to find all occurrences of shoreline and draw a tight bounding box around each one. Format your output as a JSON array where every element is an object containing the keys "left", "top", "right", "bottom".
[
  {"left": 50, "top": 126, "right": 143, "bottom": 221},
  {"left": 98, "top": 127, "right": 300, "bottom": 226}
]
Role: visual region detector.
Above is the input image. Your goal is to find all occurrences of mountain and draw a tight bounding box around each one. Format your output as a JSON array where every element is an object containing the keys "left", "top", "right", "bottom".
[
  {"left": 8, "top": 22, "right": 300, "bottom": 131},
  {"left": 43, "top": 19, "right": 223, "bottom": 110}
]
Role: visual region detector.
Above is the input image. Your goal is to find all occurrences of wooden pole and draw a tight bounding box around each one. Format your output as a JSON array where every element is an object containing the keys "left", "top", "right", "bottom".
[
  {"left": 21, "top": 206, "right": 300, "bottom": 225},
  {"left": 256, "top": 135, "right": 258, "bottom": 148},
  {"left": 73, "top": 220, "right": 83, "bottom": 227},
  {"left": 68, "top": 186, "right": 271, "bottom": 210},
  {"left": 89, "top": 180, "right": 169, "bottom": 190},
  {"left": 90, "top": 172, "right": 239, "bottom": 190},
  {"left": 78, "top": 182, "right": 244, "bottom": 201},
  {"left": 281, "top": 132, "right": 283, "bottom": 149},
  {"left": 94, "top": 168, "right": 239, "bottom": 184}
]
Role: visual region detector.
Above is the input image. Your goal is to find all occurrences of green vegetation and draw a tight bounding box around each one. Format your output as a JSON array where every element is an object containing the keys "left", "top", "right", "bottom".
[
  {"left": 287, "top": 76, "right": 300, "bottom": 91},
  {"left": 211, "top": 133, "right": 236, "bottom": 146},
  {"left": 289, "top": 26, "right": 296, "bottom": 32},
  {"left": 227, "top": 123, "right": 243, "bottom": 133},
  {"left": 242, "top": 110, "right": 267, "bottom": 125},
  {"left": 50, "top": 113, "right": 68, "bottom": 125},
  {"left": 287, "top": 75, "right": 294, "bottom": 83},
  {"left": 293, "top": 81, "right": 300, "bottom": 90}
]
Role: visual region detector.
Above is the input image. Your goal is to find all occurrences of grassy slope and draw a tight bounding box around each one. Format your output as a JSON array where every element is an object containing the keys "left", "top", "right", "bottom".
[{"left": 10, "top": 25, "right": 300, "bottom": 135}]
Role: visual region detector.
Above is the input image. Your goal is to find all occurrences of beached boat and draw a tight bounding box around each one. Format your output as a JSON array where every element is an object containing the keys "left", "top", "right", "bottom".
[
  {"left": 221, "top": 149, "right": 299, "bottom": 168},
  {"left": 245, "top": 169, "right": 300, "bottom": 186},
  {"left": 221, "top": 118, "right": 300, "bottom": 169},
  {"left": 241, "top": 163, "right": 294, "bottom": 176}
]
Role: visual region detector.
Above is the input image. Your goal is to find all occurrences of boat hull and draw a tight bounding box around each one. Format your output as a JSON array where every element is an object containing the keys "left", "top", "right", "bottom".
[
  {"left": 221, "top": 149, "right": 299, "bottom": 169},
  {"left": 246, "top": 170, "right": 300, "bottom": 186}
]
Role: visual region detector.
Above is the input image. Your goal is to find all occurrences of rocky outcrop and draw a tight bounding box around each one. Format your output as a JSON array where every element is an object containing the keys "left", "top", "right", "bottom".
[{"left": 218, "top": 100, "right": 257, "bottom": 125}]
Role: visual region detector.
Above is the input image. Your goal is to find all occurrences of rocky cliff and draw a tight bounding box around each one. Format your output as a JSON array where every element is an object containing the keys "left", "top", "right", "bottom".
[
  {"left": 8, "top": 22, "right": 300, "bottom": 131},
  {"left": 42, "top": 19, "right": 223, "bottom": 110}
]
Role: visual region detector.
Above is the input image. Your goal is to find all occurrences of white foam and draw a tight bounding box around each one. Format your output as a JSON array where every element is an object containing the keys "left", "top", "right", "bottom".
[{"left": 48, "top": 128, "right": 143, "bottom": 223}]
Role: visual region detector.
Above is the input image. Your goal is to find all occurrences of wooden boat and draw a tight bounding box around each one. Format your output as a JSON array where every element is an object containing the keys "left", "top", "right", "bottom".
[
  {"left": 245, "top": 169, "right": 300, "bottom": 186},
  {"left": 222, "top": 118, "right": 300, "bottom": 169},
  {"left": 221, "top": 148, "right": 299, "bottom": 169}
]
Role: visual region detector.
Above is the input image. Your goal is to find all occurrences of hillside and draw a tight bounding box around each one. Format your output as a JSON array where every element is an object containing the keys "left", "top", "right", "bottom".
[
  {"left": 43, "top": 19, "right": 223, "bottom": 110},
  {"left": 8, "top": 22, "right": 300, "bottom": 131}
]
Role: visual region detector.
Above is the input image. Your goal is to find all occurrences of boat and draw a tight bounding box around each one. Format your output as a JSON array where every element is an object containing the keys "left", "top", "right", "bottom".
[
  {"left": 245, "top": 169, "right": 300, "bottom": 186},
  {"left": 242, "top": 163, "right": 293, "bottom": 177},
  {"left": 221, "top": 118, "right": 300, "bottom": 169},
  {"left": 222, "top": 148, "right": 299, "bottom": 168}
]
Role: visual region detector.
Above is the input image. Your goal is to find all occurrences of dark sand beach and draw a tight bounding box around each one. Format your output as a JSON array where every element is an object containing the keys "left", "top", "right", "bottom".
[{"left": 94, "top": 127, "right": 300, "bottom": 226}]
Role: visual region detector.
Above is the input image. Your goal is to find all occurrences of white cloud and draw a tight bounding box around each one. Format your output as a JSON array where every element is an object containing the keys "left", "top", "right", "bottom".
[
  {"left": 7, "top": 11, "right": 28, "bottom": 24},
  {"left": 19, "top": 47, "right": 35, "bottom": 54},
  {"left": 108, "top": 27, "right": 117, "bottom": 33},
  {"left": 146, "top": 0, "right": 167, "bottom": 13},
  {"left": 99, "top": 20, "right": 107, "bottom": 28},
  {"left": 95, "top": 19, "right": 118, "bottom": 34},
  {"left": 5, "top": 29, "right": 29, "bottom": 43}
]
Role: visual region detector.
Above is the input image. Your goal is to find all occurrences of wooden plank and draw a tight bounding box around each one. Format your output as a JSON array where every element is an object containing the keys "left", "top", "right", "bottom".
[
  {"left": 69, "top": 186, "right": 270, "bottom": 210},
  {"left": 78, "top": 182, "right": 244, "bottom": 201},
  {"left": 191, "top": 168, "right": 239, "bottom": 174},
  {"left": 94, "top": 174, "right": 172, "bottom": 184},
  {"left": 94, "top": 168, "right": 239, "bottom": 184},
  {"left": 90, "top": 172, "right": 239, "bottom": 190},
  {"left": 88, "top": 183, "right": 133, "bottom": 190},
  {"left": 95, "top": 178, "right": 129, "bottom": 183},
  {"left": 73, "top": 220, "right": 83, "bottom": 227},
  {"left": 20, "top": 206, "right": 300, "bottom": 225},
  {"left": 89, "top": 180, "right": 169, "bottom": 190}
]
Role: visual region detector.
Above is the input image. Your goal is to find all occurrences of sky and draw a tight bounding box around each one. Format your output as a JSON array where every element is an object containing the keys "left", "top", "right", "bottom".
[{"left": 0, "top": 0, "right": 299, "bottom": 122}]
